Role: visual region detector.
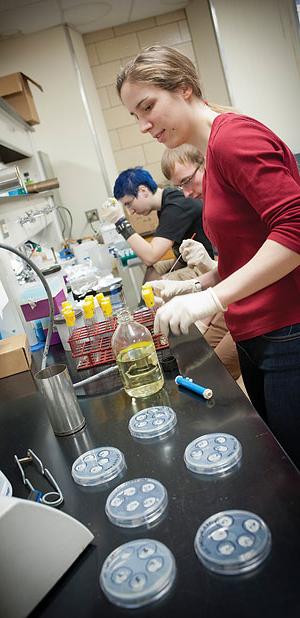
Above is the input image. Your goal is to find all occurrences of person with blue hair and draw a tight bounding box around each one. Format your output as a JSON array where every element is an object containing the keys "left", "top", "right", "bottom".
[
  {"left": 100, "top": 166, "right": 214, "bottom": 281},
  {"left": 114, "top": 167, "right": 158, "bottom": 198}
]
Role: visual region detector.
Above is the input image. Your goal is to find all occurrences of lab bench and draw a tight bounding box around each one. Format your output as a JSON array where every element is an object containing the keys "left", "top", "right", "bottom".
[{"left": 0, "top": 328, "right": 299, "bottom": 617}]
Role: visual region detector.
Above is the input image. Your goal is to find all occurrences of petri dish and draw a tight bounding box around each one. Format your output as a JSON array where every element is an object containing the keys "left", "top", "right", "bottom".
[
  {"left": 105, "top": 478, "right": 168, "bottom": 528},
  {"left": 72, "top": 447, "right": 126, "bottom": 486},
  {"left": 100, "top": 538, "right": 176, "bottom": 608},
  {"left": 194, "top": 509, "right": 271, "bottom": 575},
  {"left": 129, "top": 406, "right": 177, "bottom": 440},
  {"left": 184, "top": 433, "right": 242, "bottom": 476}
]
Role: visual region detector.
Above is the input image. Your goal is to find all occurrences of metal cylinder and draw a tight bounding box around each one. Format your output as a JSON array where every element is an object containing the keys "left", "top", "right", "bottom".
[
  {"left": 26, "top": 178, "right": 59, "bottom": 193},
  {"left": 0, "top": 165, "right": 26, "bottom": 194},
  {"left": 35, "top": 364, "right": 86, "bottom": 436}
]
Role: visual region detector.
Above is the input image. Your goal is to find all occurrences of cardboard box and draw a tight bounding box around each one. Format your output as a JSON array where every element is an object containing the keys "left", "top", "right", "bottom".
[
  {"left": 0, "top": 334, "right": 32, "bottom": 379},
  {"left": 0, "top": 72, "right": 43, "bottom": 125},
  {"left": 126, "top": 209, "right": 158, "bottom": 235}
]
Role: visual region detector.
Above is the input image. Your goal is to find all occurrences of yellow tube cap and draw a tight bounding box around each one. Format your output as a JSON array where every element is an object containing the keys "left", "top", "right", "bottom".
[
  {"left": 96, "top": 292, "right": 105, "bottom": 306},
  {"left": 101, "top": 298, "right": 113, "bottom": 317},
  {"left": 83, "top": 302, "right": 94, "bottom": 319},
  {"left": 64, "top": 311, "right": 75, "bottom": 327},
  {"left": 142, "top": 287, "right": 155, "bottom": 308}
]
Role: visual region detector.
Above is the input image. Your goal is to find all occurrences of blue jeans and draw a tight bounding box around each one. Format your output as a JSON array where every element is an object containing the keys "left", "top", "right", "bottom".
[{"left": 236, "top": 323, "right": 300, "bottom": 470}]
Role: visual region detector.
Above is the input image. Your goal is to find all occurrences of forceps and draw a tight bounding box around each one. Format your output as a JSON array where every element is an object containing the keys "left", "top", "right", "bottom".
[{"left": 14, "top": 448, "right": 64, "bottom": 508}]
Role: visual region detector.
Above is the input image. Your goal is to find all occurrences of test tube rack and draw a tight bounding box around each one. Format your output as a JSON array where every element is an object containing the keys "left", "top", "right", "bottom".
[{"left": 68, "top": 308, "right": 169, "bottom": 370}]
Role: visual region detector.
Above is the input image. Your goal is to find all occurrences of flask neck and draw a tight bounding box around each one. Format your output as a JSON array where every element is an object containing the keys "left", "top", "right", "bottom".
[{"left": 116, "top": 308, "right": 132, "bottom": 324}]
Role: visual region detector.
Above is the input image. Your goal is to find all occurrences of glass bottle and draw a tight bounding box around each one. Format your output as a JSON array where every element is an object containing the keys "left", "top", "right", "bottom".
[{"left": 111, "top": 308, "right": 164, "bottom": 398}]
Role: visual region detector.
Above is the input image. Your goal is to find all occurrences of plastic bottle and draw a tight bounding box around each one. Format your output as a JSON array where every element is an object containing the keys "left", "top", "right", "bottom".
[
  {"left": 111, "top": 308, "right": 164, "bottom": 398},
  {"left": 23, "top": 172, "right": 33, "bottom": 185}
]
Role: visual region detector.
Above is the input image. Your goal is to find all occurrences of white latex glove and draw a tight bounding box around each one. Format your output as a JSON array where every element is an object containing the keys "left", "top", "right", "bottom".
[
  {"left": 151, "top": 278, "right": 201, "bottom": 305},
  {"left": 179, "top": 239, "right": 216, "bottom": 273},
  {"left": 99, "top": 197, "right": 125, "bottom": 225},
  {"left": 154, "top": 288, "right": 226, "bottom": 336}
]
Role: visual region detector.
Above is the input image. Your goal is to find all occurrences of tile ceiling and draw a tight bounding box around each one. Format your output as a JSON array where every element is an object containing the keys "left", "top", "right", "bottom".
[{"left": 0, "top": 0, "right": 189, "bottom": 38}]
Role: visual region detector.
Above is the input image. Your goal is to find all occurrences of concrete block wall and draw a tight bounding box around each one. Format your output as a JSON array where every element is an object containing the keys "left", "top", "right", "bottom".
[{"left": 83, "top": 9, "right": 196, "bottom": 186}]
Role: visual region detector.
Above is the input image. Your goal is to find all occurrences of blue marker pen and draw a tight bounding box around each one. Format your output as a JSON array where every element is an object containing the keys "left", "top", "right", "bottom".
[{"left": 175, "top": 375, "right": 213, "bottom": 400}]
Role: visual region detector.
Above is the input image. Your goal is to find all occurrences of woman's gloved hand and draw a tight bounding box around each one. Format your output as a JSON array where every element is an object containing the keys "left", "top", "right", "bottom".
[
  {"left": 151, "top": 278, "right": 201, "bottom": 304},
  {"left": 179, "top": 239, "right": 216, "bottom": 273},
  {"left": 99, "top": 198, "right": 125, "bottom": 225},
  {"left": 154, "top": 288, "right": 226, "bottom": 336}
]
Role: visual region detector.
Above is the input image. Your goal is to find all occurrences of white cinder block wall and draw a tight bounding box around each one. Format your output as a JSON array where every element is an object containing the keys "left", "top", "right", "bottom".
[{"left": 83, "top": 10, "right": 197, "bottom": 185}]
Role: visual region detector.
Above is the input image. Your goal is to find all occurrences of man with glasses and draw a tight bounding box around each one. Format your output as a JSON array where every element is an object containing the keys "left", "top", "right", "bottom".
[
  {"left": 99, "top": 166, "right": 214, "bottom": 281},
  {"left": 156, "top": 144, "right": 241, "bottom": 380}
]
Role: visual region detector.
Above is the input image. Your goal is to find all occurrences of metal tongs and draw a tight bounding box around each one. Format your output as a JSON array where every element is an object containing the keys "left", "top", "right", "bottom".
[{"left": 14, "top": 449, "right": 64, "bottom": 508}]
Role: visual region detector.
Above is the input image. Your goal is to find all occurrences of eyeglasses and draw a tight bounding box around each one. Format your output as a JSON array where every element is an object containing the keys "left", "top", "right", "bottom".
[{"left": 176, "top": 166, "right": 200, "bottom": 190}]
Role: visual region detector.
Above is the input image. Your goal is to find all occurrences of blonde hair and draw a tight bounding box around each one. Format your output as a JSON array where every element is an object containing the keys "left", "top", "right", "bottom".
[
  {"left": 116, "top": 45, "right": 233, "bottom": 114},
  {"left": 161, "top": 145, "right": 205, "bottom": 181}
]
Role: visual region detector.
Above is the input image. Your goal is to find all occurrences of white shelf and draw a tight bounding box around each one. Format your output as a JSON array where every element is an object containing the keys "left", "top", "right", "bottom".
[{"left": 0, "top": 190, "right": 54, "bottom": 204}]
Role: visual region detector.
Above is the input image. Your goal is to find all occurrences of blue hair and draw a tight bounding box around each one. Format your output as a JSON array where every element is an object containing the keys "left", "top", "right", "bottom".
[{"left": 113, "top": 167, "right": 158, "bottom": 200}]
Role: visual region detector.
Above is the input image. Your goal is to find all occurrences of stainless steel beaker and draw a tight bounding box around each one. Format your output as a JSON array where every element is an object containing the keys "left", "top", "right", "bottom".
[{"left": 35, "top": 364, "right": 86, "bottom": 436}]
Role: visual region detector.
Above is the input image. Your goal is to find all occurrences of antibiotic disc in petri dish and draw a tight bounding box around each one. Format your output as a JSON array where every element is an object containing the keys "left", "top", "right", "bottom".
[
  {"left": 194, "top": 509, "right": 271, "bottom": 575},
  {"left": 128, "top": 406, "right": 177, "bottom": 440},
  {"left": 105, "top": 478, "right": 168, "bottom": 528},
  {"left": 184, "top": 433, "right": 242, "bottom": 475},
  {"left": 72, "top": 447, "right": 126, "bottom": 486},
  {"left": 100, "top": 539, "right": 176, "bottom": 608}
]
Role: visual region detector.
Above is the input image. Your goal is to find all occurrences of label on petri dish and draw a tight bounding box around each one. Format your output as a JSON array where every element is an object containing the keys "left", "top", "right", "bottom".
[{"left": 100, "top": 539, "right": 176, "bottom": 608}]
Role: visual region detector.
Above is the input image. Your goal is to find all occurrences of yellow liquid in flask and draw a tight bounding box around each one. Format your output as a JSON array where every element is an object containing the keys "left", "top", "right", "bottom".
[{"left": 116, "top": 341, "right": 164, "bottom": 398}]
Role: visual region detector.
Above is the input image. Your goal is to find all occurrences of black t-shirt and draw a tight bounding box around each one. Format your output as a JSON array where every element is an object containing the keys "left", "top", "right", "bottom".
[{"left": 154, "top": 187, "right": 214, "bottom": 259}]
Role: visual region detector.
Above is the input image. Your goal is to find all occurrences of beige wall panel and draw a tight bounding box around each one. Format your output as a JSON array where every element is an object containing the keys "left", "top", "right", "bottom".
[
  {"left": 155, "top": 10, "right": 186, "bottom": 25},
  {"left": 143, "top": 141, "right": 165, "bottom": 165},
  {"left": 97, "top": 86, "right": 110, "bottom": 109},
  {"left": 114, "top": 18, "right": 156, "bottom": 36},
  {"left": 96, "top": 33, "right": 139, "bottom": 63},
  {"left": 107, "top": 83, "right": 122, "bottom": 107},
  {"left": 109, "top": 129, "right": 121, "bottom": 150},
  {"left": 83, "top": 28, "right": 114, "bottom": 44},
  {"left": 118, "top": 124, "right": 153, "bottom": 149},
  {"left": 86, "top": 43, "right": 98, "bottom": 66},
  {"left": 92, "top": 60, "right": 122, "bottom": 87},
  {"left": 178, "top": 20, "right": 192, "bottom": 41},
  {"left": 115, "top": 146, "right": 146, "bottom": 170},
  {"left": 137, "top": 23, "right": 182, "bottom": 48},
  {"left": 104, "top": 105, "right": 136, "bottom": 130}
]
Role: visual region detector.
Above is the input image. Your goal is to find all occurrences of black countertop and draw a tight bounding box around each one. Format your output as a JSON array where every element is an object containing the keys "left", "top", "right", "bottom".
[{"left": 0, "top": 328, "right": 299, "bottom": 618}]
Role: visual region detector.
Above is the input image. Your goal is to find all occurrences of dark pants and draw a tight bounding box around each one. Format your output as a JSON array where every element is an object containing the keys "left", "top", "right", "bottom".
[{"left": 237, "top": 323, "right": 300, "bottom": 470}]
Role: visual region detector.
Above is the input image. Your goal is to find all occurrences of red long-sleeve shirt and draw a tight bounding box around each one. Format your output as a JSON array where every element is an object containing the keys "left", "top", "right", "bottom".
[{"left": 203, "top": 113, "right": 300, "bottom": 341}]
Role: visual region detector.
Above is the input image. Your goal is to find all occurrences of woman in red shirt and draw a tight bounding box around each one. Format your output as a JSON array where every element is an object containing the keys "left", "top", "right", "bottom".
[{"left": 116, "top": 46, "right": 300, "bottom": 469}]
